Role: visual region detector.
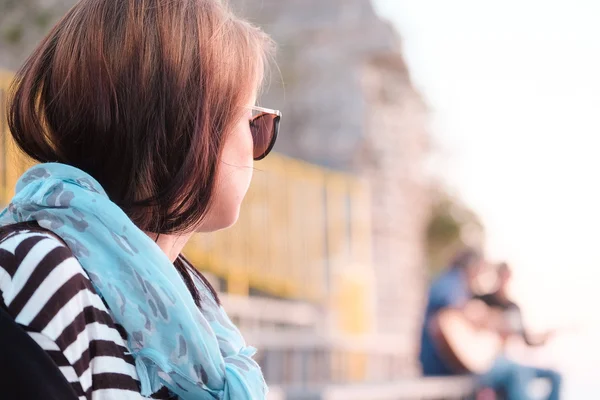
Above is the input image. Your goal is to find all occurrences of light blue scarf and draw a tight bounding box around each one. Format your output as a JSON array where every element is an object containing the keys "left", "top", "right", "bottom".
[{"left": 0, "top": 163, "right": 267, "bottom": 399}]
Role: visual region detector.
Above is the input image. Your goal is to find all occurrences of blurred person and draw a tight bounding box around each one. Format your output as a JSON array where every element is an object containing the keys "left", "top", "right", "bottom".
[
  {"left": 419, "top": 251, "right": 562, "bottom": 399},
  {"left": 419, "top": 247, "right": 486, "bottom": 376},
  {"left": 0, "top": 0, "right": 279, "bottom": 399},
  {"left": 474, "top": 263, "right": 562, "bottom": 400}
]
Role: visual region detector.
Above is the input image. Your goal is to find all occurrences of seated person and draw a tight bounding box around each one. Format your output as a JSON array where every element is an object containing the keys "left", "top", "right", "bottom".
[
  {"left": 419, "top": 247, "right": 485, "bottom": 376},
  {"left": 475, "top": 263, "right": 561, "bottom": 400}
]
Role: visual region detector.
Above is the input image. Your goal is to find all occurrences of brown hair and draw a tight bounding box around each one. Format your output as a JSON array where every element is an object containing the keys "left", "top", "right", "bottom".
[
  {"left": 8, "top": 0, "right": 274, "bottom": 234},
  {"left": 450, "top": 247, "right": 483, "bottom": 270}
]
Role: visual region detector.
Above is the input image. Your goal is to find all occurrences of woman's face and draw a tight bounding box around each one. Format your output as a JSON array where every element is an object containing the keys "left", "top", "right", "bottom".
[{"left": 195, "top": 99, "right": 256, "bottom": 232}]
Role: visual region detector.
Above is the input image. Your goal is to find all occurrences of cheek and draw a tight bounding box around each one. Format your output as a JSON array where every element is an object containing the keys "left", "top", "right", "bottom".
[
  {"left": 227, "top": 120, "right": 254, "bottom": 171},
  {"left": 234, "top": 124, "right": 254, "bottom": 193},
  {"left": 195, "top": 119, "right": 255, "bottom": 232},
  {"left": 237, "top": 120, "right": 254, "bottom": 163}
]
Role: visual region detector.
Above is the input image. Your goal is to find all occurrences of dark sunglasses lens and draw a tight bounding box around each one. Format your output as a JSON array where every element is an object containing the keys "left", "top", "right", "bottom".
[{"left": 250, "top": 113, "right": 276, "bottom": 160}]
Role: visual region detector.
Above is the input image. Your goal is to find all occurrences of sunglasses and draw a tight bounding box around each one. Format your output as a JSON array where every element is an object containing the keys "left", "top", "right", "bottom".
[{"left": 249, "top": 106, "right": 281, "bottom": 161}]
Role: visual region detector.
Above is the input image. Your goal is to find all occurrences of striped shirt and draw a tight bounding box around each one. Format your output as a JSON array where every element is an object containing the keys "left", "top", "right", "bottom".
[{"left": 0, "top": 227, "right": 175, "bottom": 399}]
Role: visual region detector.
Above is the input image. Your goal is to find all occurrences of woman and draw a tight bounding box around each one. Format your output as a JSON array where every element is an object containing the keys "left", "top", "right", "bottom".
[{"left": 0, "top": 0, "right": 279, "bottom": 399}]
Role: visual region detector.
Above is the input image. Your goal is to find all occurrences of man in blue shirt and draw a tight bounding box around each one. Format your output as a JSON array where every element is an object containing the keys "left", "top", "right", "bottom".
[{"left": 419, "top": 248, "right": 483, "bottom": 376}]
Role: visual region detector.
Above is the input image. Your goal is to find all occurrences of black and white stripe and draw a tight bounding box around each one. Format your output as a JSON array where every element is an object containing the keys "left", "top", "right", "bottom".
[{"left": 0, "top": 229, "right": 175, "bottom": 399}]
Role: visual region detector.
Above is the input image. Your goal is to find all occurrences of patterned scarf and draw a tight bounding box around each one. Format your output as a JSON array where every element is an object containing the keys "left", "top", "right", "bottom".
[{"left": 0, "top": 163, "right": 267, "bottom": 399}]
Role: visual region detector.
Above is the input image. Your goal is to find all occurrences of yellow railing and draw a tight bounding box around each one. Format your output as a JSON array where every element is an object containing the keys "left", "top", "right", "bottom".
[
  {"left": 0, "top": 71, "right": 373, "bottom": 312},
  {"left": 185, "top": 154, "right": 372, "bottom": 303}
]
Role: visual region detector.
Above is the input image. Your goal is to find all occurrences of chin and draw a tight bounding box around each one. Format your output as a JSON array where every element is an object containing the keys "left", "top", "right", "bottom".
[{"left": 196, "top": 207, "right": 241, "bottom": 233}]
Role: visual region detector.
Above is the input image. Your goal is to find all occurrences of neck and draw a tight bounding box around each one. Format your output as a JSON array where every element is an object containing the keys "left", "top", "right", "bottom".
[{"left": 145, "top": 232, "right": 193, "bottom": 262}]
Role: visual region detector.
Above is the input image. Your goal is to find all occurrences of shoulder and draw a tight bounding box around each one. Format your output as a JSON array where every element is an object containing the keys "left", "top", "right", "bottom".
[
  {"left": 427, "top": 270, "right": 468, "bottom": 308},
  {"left": 0, "top": 224, "right": 73, "bottom": 266},
  {"left": 0, "top": 226, "right": 82, "bottom": 297},
  {"left": 0, "top": 226, "right": 177, "bottom": 399},
  {"left": 0, "top": 225, "right": 120, "bottom": 342},
  {"left": 0, "top": 227, "right": 91, "bottom": 321},
  {"left": 0, "top": 227, "right": 145, "bottom": 397},
  {"left": 0, "top": 225, "right": 67, "bottom": 256},
  {"left": 432, "top": 269, "right": 465, "bottom": 292},
  {"left": 429, "top": 270, "right": 450, "bottom": 290}
]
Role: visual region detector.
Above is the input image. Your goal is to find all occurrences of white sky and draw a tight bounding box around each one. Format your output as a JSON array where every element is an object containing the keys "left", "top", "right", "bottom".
[{"left": 373, "top": 0, "right": 600, "bottom": 328}]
